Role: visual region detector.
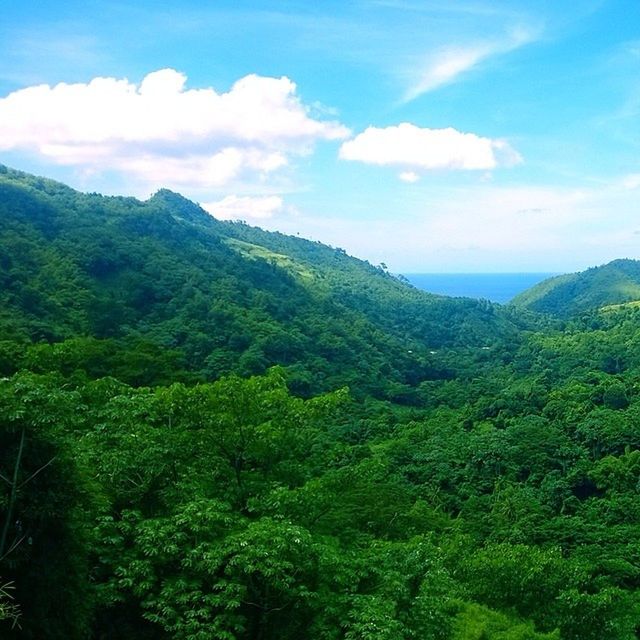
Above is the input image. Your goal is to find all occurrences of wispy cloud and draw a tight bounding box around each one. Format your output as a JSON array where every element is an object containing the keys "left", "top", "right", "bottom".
[{"left": 402, "top": 25, "right": 539, "bottom": 102}]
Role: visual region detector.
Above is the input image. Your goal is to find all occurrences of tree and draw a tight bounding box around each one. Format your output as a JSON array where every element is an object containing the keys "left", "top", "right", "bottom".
[{"left": 0, "top": 374, "right": 93, "bottom": 639}]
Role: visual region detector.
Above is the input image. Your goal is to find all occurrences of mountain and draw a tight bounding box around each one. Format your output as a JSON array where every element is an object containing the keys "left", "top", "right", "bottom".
[
  {"left": 510, "top": 258, "right": 640, "bottom": 318},
  {"left": 0, "top": 165, "right": 526, "bottom": 399},
  {"left": 2, "top": 166, "right": 640, "bottom": 640}
]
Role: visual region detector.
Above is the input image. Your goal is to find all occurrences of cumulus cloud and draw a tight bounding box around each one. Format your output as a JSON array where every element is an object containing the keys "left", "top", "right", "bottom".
[
  {"left": 339, "top": 123, "right": 521, "bottom": 177},
  {"left": 201, "top": 195, "right": 286, "bottom": 221},
  {"left": 403, "top": 27, "right": 537, "bottom": 102},
  {"left": 0, "top": 68, "right": 349, "bottom": 189}
]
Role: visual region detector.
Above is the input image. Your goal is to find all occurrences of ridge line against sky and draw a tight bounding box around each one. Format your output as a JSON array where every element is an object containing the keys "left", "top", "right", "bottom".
[{"left": 0, "top": 0, "right": 639, "bottom": 272}]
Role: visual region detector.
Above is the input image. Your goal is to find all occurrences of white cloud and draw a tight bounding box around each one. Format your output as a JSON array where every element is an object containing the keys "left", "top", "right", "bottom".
[
  {"left": 0, "top": 68, "right": 349, "bottom": 190},
  {"left": 407, "top": 45, "right": 490, "bottom": 99},
  {"left": 339, "top": 123, "right": 521, "bottom": 176},
  {"left": 201, "top": 194, "right": 286, "bottom": 220},
  {"left": 403, "top": 26, "right": 537, "bottom": 102},
  {"left": 399, "top": 170, "right": 420, "bottom": 183}
]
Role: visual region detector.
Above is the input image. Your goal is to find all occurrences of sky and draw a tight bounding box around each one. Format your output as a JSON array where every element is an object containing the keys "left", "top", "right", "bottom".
[{"left": 0, "top": 0, "right": 639, "bottom": 272}]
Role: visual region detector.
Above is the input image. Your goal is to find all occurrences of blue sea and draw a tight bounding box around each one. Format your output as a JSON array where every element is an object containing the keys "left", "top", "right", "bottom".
[{"left": 403, "top": 273, "right": 561, "bottom": 305}]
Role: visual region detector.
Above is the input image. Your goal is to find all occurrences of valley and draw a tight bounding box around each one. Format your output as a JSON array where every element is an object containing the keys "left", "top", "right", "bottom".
[{"left": 1, "top": 167, "right": 639, "bottom": 639}]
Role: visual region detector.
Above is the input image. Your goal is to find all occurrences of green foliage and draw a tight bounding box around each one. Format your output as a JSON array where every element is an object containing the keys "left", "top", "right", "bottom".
[
  {"left": 512, "top": 258, "right": 640, "bottom": 318},
  {"left": 0, "top": 374, "right": 94, "bottom": 639},
  {"left": 3, "top": 166, "right": 640, "bottom": 638},
  {"left": 0, "top": 581, "right": 20, "bottom": 627},
  {"left": 0, "top": 165, "right": 526, "bottom": 397},
  {"left": 452, "top": 603, "right": 560, "bottom": 640}
]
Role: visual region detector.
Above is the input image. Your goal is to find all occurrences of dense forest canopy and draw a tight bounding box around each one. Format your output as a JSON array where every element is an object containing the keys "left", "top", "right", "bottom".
[{"left": 1, "top": 166, "right": 640, "bottom": 639}]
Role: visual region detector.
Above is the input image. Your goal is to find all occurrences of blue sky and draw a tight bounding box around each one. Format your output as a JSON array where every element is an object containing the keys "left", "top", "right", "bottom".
[{"left": 1, "top": 0, "right": 639, "bottom": 272}]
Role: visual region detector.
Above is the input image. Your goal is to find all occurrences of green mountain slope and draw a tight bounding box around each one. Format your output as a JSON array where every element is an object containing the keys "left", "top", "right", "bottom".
[
  {"left": 3, "top": 166, "right": 640, "bottom": 640},
  {"left": 0, "top": 165, "right": 525, "bottom": 398},
  {"left": 510, "top": 259, "right": 640, "bottom": 318}
]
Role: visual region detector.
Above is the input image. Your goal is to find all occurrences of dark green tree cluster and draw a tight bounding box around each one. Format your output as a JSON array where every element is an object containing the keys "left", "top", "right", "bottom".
[{"left": 1, "top": 369, "right": 578, "bottom": 640}]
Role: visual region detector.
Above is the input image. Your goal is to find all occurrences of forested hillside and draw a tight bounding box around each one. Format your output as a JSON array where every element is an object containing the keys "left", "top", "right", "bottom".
[
  {"left": 511, "top": 259, "right": 640, "bottom": 318},
  {"left": 1, "top": 167, "right": 640, "bottom": 639},
  {"left": 0, "top": 165, "right": 530, "bottom": 400}
]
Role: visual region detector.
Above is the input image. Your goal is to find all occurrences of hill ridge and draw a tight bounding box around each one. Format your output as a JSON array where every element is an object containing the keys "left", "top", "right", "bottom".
[
  {"left": 511, "top": 258, "right": 640, "bottom": 318},
  {"left": 0, "top": 164, "right": 525, "bottom": 397}
]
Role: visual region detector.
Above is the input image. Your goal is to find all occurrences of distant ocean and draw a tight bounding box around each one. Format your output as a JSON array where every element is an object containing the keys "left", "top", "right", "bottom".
[{"left": 403, "top": 273, "right": 561, "bottom": 305}]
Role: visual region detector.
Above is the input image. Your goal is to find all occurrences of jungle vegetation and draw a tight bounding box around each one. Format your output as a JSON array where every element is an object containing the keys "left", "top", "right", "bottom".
[{"left": 1, "top": 166, "right": 639, "bottom": 639}]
